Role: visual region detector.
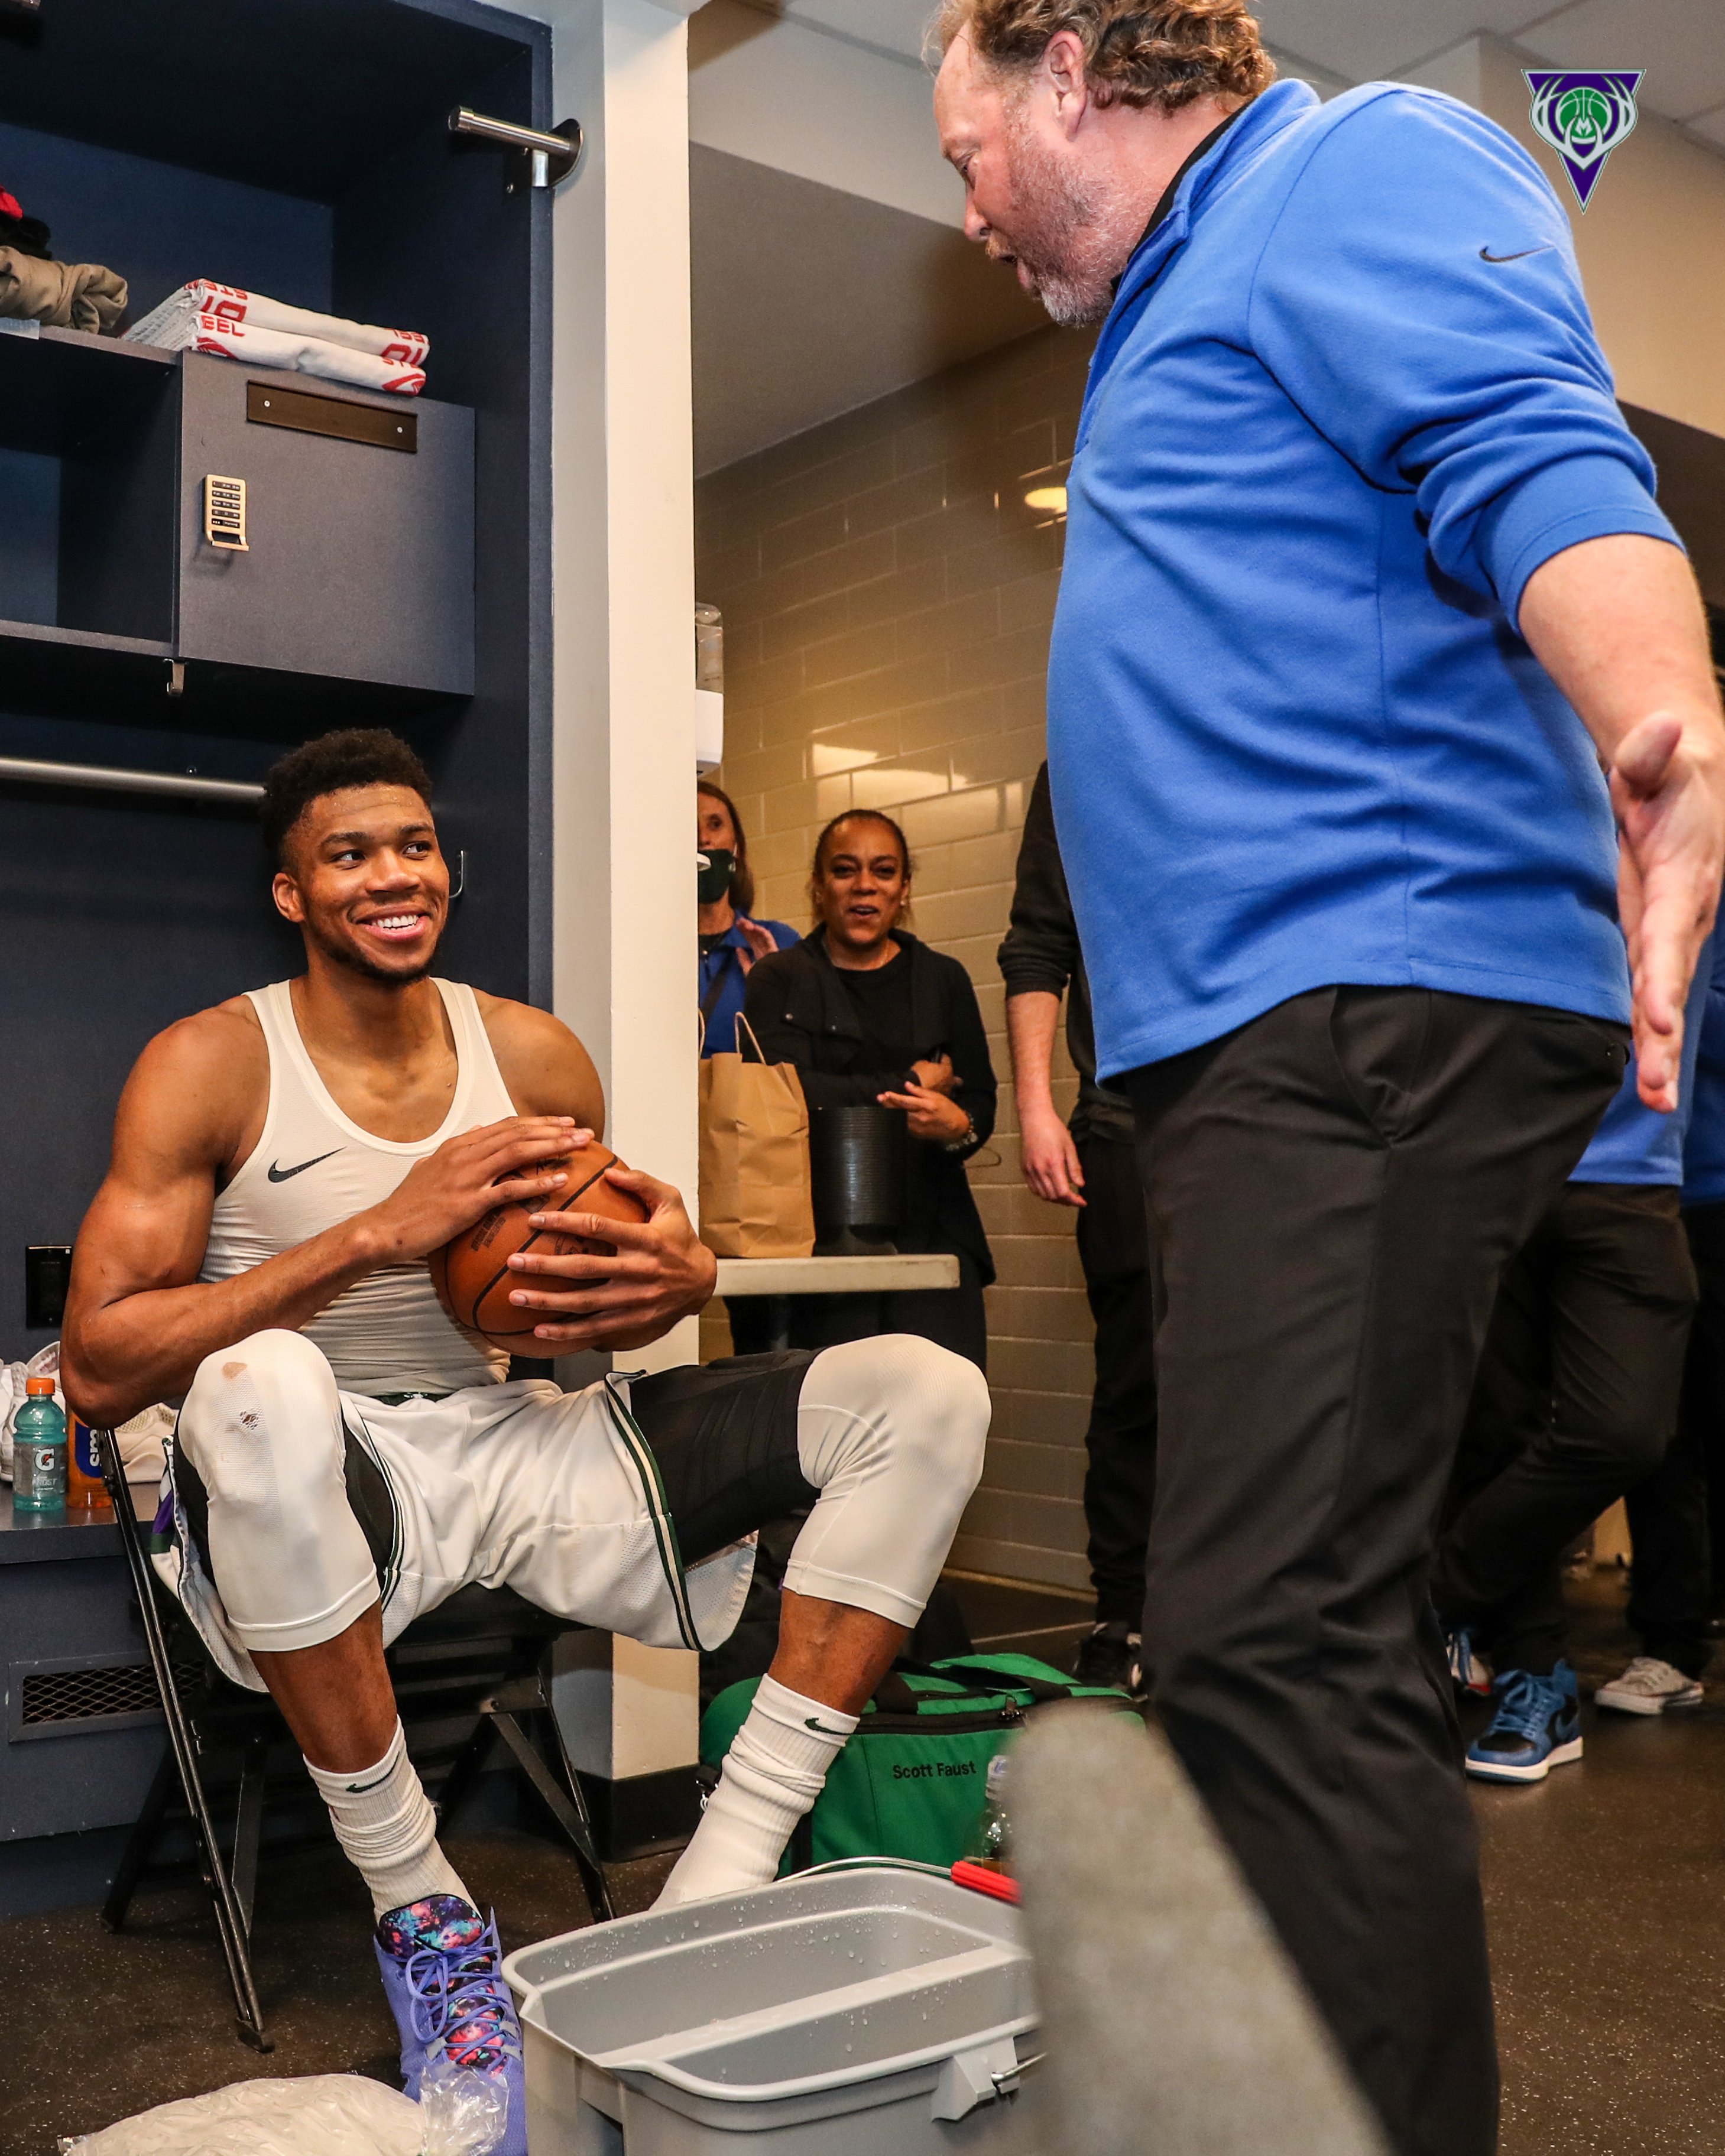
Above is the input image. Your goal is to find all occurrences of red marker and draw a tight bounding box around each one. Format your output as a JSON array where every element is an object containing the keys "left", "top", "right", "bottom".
[{"left": 951, "top": 1859, "right": 1020, "bottom": 1904}]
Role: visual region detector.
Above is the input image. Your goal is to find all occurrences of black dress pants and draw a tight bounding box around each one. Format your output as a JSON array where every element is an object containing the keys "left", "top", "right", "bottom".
[
  {"left": 1073, "top": 1132, "right": 1157, "bottom": 1626},
  {"left": 1617, "top": 1201, "right": 1725, "bottom": 1676},
  {"left": 1433, "top": 1183, "right": 1697, "bottom": 1675},
  {"left": 1123, "top": 986, "right": 1626, "bottom": 2156}
]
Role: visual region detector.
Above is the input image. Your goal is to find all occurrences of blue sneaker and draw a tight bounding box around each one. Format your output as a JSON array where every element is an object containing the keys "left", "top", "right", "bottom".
[
  {"left": 374, "top": 1894, "right": 526, "bottom": 2155},
  {"left": 1465, "top": 1664, "right": 1583, "bottom": 1784}
]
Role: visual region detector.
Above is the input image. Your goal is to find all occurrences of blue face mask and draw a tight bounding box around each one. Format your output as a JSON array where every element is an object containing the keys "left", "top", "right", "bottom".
[{"left": 697, "top": 848, "right": 736, "bottom": 905}]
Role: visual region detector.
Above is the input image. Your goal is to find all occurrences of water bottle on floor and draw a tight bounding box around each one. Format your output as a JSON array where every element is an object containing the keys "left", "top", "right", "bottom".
[
  {"left": 13, "top": 1378, "right": 66, "bottom": 1512},
  {"left": 964, "top": 1749, "right": 1013, "bottom": 1871}
]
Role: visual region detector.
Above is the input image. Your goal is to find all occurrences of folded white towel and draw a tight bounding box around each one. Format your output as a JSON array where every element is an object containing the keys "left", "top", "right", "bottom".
[
  {"left": 125, "top": 280, "right": 428, "bottom": 368},
  {"left": 176, "top": 311, "right": 425, "bottom": 395}
]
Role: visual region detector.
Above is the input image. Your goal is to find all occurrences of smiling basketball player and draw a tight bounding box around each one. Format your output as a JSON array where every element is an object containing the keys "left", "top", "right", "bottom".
[{"left": 60, "top": 729, "right": 988, "bottom": 2152}]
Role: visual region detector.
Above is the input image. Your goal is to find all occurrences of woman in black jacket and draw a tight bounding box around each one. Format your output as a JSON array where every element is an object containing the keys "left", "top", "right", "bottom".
[{"left": 742, "top": 808, "right": 997, "bottom": 1369}]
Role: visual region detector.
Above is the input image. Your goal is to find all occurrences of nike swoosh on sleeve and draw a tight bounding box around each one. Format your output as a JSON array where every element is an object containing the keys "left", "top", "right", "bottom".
[
  {"left": 1479, "top": 245, "right": 1554, "bottom": 264},
  {"left": 267, "top": 1148, "right": 342, "bottom": 1181}
]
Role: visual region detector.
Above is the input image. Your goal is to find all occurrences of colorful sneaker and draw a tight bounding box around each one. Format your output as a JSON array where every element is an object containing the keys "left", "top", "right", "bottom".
[
  {"left": 1594, "top": 1656, "right": 1704, "bottom": 1716},
  {"left": 374, "top": 1894, "right": 526, "bottom": 2156},
  {"left": 1443, "top": 1624, "right": 1493, "bottom": 1697},
  {"left": 1073, "top": 1621, "right": 1147, "bottom": 1699},
  {"left": 1465, "top": 1664, "right": 1583, "bottom": 1784}
]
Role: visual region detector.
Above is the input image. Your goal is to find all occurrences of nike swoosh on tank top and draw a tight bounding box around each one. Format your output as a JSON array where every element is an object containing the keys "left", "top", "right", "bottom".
[{"left": 199, "top": 979, "right": 515, "bottom": 1396}]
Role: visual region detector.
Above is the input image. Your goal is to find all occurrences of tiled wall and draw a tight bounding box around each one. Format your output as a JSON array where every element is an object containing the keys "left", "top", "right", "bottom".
[{"left": 697, "top": 323, "right": 1101, "bottom": 1593}]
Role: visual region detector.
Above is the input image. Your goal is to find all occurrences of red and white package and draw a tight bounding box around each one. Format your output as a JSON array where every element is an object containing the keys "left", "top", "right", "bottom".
[
  {"left": 187, "top": 313, "right": 426, "bottom": 395},
  {"left": 127, "top": 280, "right": 428, "bottom": 369}
]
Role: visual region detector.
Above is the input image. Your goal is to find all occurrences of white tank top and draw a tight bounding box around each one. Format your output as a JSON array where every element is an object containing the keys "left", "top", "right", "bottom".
[{"left": 200, "top": 979, "right": 515, "bottom": 1396}]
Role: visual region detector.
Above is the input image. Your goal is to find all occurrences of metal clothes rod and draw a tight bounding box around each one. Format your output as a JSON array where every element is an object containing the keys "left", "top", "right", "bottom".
[
  {"left": 0, "top": 754, "right": 262, "bottom": 806},
  {"left": 448, "top": 107, "right": 582, "bottom": 187}
]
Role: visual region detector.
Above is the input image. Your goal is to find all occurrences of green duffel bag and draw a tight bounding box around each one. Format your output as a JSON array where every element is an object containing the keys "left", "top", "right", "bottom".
[{"left": 699, "top": 1652, "right": 1132, "bottom": 1874}]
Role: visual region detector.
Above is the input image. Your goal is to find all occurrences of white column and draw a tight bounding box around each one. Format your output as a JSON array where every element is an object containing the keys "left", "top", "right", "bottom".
[
  {"left": 543, "top": 0, "right": 701, "bottom": 1376},
  {"left": 519, "top": 0, "right": 706, "bottom": 1782}
]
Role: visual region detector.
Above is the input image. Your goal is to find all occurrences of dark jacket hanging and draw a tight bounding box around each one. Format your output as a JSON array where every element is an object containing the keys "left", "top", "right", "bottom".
[{"left": 742, "top": 927, "right": 997, "bottom": 1285}]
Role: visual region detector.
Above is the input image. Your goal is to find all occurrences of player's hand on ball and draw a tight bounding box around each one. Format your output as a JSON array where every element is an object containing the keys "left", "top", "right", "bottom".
[
  {"left": 365, "top": 1117, "right": 588, "bottom": 1262},
  {"left": 504, "top": 1167, "right": 718, "bottom": 1348}
]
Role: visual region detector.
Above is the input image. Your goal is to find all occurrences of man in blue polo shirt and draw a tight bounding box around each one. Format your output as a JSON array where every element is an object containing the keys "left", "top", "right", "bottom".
[{"left": 933, "top": 7, "right": 1725, "bottom": 2152}]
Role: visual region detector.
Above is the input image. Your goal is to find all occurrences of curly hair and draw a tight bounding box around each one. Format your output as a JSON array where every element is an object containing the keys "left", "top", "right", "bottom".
[
  {"left": 929, "top": 0, "right": 1275, "bottom": 114},
  {"left": 262, "top": 728, "right": 433, "bottom": 869}
]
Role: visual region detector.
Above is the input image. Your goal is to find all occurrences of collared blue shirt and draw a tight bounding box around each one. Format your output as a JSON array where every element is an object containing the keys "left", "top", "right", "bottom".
[
  {"left": 1048, "top": 79, "right": 1679, "bottom": 1079},
  {"left": 1684, "top": 947, "right": 1725, "bottom": 1207},
  {"left": 699, "top": 917, "right": 799, "bottom": 1057},
  {"left": 1573, "top": 936, "right": 1714, "bottom": 1186}
]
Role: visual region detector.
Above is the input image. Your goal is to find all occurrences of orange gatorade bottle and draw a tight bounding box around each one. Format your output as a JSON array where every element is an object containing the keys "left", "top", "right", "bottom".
[{"left": 65, "top": 1410, "right": 113, "bottom": 1514}]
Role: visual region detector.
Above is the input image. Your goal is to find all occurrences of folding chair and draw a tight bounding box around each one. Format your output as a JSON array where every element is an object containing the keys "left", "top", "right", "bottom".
[{"left": 95, "top": 1430, "right": 615, "bottom": 2052}]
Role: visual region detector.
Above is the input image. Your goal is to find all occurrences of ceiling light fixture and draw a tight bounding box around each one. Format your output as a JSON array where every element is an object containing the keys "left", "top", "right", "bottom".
[{"left": 1024, "top": 485, "right": 1067, "bottom": 516}]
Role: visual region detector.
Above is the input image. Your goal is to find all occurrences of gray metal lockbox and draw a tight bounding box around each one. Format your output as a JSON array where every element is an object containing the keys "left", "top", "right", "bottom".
[{"left": 176, "top": 355, "right": 474, "bottom": 697}]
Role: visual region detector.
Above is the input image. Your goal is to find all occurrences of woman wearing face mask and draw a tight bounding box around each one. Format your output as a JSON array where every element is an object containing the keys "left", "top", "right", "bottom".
[
  {"left": 742, "top": 809, "right": 997, "bottom": 1370},
  {"left": 698, "top": 781, "right": 798, "bottom": 1056}
]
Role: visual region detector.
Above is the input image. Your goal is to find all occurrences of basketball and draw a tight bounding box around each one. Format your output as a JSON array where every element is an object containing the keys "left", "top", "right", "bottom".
[{"left": 432, "top": 1141, "right": 652, "bottom": 1355}]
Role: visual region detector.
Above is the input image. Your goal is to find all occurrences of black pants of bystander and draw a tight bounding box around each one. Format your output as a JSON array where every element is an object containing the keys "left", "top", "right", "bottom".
[
  {"left": 1123, "top": 985, "right": 1625, "bottom": 2156},
  {"left": 1073, "top": 1132, "right": 1158, "bottom": 1628},
  {"left": 1617, "top": 1200, "right": 1725, "bottom": 1677},
  {"left": 1433, "top": 1181, "right": 1697, "bottom": 1676}
]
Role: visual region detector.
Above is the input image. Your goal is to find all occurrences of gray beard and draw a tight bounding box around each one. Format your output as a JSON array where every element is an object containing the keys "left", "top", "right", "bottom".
[
  {"left": 1026, "top": 264, "right": 1117, "bottom": 330},
  {"left": 1001, "top": 113, "right": 1121, "bottom": 327}
]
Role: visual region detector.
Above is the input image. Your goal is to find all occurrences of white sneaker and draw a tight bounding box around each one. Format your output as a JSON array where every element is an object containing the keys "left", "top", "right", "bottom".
[{"left": 1594, "top": 1657, "right": 1704, "bottom": 1716}]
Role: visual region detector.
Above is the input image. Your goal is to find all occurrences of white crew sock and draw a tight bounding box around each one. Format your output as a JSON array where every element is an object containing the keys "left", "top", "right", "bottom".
[
  {"left": 657, "top": 1675, "right": 858, "bottom": 1908},
  {"left": 305, "top": 1720, "right": 472, "bottom": 1920}
]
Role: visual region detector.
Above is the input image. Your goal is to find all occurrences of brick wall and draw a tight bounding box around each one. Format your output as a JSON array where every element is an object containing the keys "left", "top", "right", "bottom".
[{"left": 696, "top": 323, "right": 1100, "bottom": 1593}]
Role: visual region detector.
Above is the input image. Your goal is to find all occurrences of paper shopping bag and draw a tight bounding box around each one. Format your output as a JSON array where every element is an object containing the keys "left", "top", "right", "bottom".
[{"left": 699, "top": 1015, "right": 816, "bottom": 1259}]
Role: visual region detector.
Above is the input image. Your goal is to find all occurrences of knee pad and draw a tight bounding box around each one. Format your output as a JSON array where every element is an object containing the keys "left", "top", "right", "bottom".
[
  {"left": 800, "top": 1334, "right": 990, "bottom": 1498},
  {"left": 180, "top": 1329, "right": 343, "bottom": 1518},
  {"left": 787, "top": 1335, "right": 988, "bottom": 1629},
  {"left": 883, "top": 1334, "right": 990, "bottom": 1494}
]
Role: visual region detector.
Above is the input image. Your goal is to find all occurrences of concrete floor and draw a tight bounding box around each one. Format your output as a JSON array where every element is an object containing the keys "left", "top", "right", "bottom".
[
  {"left": 5, "top": 1569, "right": 1723, "bottom": 2153},
  {"left": 1477, "top": 1567, "right": 1725, "bottom": 2155}
]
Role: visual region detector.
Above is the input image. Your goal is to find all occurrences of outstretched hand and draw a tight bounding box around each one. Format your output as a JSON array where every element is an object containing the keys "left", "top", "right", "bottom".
[
  {"left": 1610, "top": 713, "right": 1725, "bottom": 1111},
  {"left": 504, "top": 1166, "right": 718, "bottom": 1350},
  {"left": 1518, "top": 534, "right": 1725, "bottom": 1116}
]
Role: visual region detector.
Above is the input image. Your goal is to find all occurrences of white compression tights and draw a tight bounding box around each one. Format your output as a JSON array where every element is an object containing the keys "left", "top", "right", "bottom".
[
  {"left": 780, "top": 1333, "right": 991, "bottom": 1628},
  {"left": 176, "top": 1329, "right": 990, "bottom": 1907},
  {"left": 174, "top": 1329, "right": 990, "bottom": 1654},
  {"left": 660, "top": 1335, "right": 992, "bottom": 1906}
]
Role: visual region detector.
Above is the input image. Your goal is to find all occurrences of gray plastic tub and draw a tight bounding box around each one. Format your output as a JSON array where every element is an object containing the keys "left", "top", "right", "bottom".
[{"left": 502, "top": 1863, "right": 1039, "bottom": 2152}]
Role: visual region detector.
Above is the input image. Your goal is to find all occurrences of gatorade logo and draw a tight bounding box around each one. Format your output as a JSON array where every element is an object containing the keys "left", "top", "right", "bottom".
[{"left": 891, "top": 1759, "right": 978, "bottom": 1781}]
